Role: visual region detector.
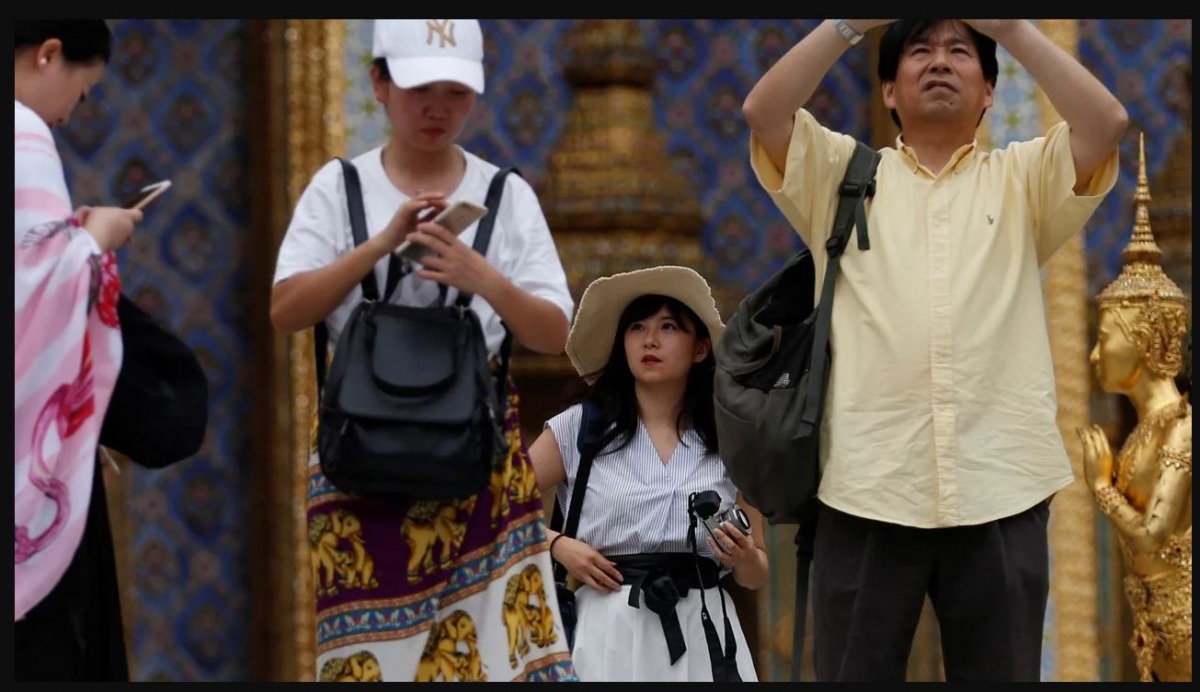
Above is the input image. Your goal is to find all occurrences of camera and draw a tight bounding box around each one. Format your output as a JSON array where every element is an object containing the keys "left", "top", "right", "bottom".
[
  {"left": 688, "top": 490, "right": 752, "bottom": 548},
  {"left": 703, "top": 506, "right": 752, "bottom": 539}
]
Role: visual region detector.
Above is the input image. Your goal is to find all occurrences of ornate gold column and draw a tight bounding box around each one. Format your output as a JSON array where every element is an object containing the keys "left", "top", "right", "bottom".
[
  {"left": 523, "top": 19, "right": 725, "bottom": 434},
  {"left": 1036, "top": 19, "right": 1101, "bottom": 683},
  {"left": 249, "top": 19, "right": 346, "bottom": 682},
  {"left": 284, "top": 19, "right": 347, "bottom": 681}
]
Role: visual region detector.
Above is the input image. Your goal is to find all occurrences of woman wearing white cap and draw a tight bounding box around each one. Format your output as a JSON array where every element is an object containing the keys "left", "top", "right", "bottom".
[
  {"left": 270, "top": 19, "right": 577, "bottom": 683},
  {"left": 528, "top": 266, "right": 769, "bottom": 681}
]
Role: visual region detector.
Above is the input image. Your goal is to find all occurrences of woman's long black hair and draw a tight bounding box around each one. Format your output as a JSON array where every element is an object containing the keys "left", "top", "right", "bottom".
[{"left": 582, "top": 294, "right": 718, "bottom": 456}]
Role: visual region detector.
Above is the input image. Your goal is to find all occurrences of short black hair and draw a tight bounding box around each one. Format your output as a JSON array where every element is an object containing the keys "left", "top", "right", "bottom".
[
  {"left": 14, "top": 20, "right": 113, "bottom": 65},
  {"left": 877, "top": 20, "right": 998, "bottom": 129},
  {"left": 373, "top": 57, "right": 390, "bottom": 82}
]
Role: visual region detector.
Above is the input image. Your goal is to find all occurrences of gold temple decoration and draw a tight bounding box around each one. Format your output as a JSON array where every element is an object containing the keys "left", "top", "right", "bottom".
[
  {"left": 1097, "top": 136, "right": 1188, "bottom": 311},
  {"left": 1031, "top": 18, "right": 1101, "bottom": 683},
  {"left": 540, "top": 20, "right": 702, "bottom": 238},
  {"left": 533, "top": 19, "right": 737, "bottom": 343},
  {"left": 1145, "top": 62, "right": 1191, "bottom": 303},
  {"left": 1080, "top": 133, "right": 1192, "bottom": 683},
  {"left": 278, "top": 19, "right": 347, "bottom": 682}
]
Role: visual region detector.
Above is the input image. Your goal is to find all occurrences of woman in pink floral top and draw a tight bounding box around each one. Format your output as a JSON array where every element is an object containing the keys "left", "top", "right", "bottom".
[{"left": 14, "top": 20, "right": 142, "bottom": 680}]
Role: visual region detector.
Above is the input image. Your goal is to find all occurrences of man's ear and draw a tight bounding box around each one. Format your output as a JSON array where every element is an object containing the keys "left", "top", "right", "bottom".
[{"left": 881, "top": 81, "right": 896, "bottom": 110}]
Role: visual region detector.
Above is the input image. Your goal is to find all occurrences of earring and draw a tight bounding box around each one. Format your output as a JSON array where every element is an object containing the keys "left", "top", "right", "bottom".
[{"left": 39, "top": 57, "right": 49, "bottom": 66}]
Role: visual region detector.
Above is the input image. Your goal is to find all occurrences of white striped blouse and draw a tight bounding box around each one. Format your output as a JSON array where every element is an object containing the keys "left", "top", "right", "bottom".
[{"left": 548, "top": 403, "right": 741, "bottom": 565}]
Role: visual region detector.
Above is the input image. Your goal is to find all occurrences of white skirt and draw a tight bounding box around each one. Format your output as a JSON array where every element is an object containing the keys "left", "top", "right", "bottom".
[{"left": 571, "top": 582, "right": 758, "bottom": 681}]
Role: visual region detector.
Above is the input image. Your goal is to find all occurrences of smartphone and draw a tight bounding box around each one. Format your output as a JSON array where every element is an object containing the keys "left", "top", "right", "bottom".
[
  {"left": 394, "top": 199, "right": 489, "bottom": 265},
  {"left": 122, "top": 180, "right": 172, "bottom": 210}
]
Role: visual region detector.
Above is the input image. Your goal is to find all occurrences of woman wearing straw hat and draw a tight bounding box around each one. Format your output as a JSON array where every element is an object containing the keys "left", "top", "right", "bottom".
[{"left": 528, "top": 266, "right": 769, "bottom": 681}]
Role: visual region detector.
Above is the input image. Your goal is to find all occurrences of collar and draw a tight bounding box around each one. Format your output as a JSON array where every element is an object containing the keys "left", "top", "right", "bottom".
[{"left": 895, "top": 134, "right": 978, "bottom": 177}]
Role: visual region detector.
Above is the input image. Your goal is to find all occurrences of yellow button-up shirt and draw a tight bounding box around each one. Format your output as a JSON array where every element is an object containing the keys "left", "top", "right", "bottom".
[{"left": 750, "top": 108, "right": 1119, "bottom": 528}]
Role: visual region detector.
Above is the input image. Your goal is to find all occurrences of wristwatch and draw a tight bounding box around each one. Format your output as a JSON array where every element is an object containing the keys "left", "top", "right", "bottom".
[{"left": 832, "top": 19, "right": 864, "bottom": 46}]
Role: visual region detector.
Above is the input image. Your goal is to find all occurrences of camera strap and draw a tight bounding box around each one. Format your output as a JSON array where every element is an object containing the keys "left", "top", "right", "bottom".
[{"left": 688, "top": 511, "right": 742, "bottom": 681}]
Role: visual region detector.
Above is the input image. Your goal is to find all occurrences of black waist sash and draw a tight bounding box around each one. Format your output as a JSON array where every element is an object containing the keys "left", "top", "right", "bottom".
[{"left": 608, "top": 553, "right": 741, "bottom": 682}]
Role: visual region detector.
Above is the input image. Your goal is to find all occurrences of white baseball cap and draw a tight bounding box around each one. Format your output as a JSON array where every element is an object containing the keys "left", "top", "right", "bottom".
[{"left": 372, "top": 19, "right": 485, "bottom": 94}]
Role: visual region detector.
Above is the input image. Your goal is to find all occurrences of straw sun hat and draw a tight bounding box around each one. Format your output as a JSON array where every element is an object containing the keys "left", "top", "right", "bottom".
[{"left": 565, "top": 266, "right": 725, "bottom": 384}]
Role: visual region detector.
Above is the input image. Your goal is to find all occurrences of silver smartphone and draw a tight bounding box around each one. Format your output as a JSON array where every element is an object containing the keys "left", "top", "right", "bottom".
[
  {"left": 393, "top": 199, "right": 489, "bottom": 265},
  {"left": 122, "top": 180, "right": 172, "bottom": 210}
]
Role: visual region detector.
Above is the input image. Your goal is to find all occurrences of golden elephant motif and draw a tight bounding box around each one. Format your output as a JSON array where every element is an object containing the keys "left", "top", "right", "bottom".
[
  {"left": 414, "top": 610, "right": 488, "bottom": 682},
  {"left": 401, "top": 497, "right": 475, "bottom": 583},
  {"left": 502, "top": 564, "right": 558, "bottom": 668},
  {"left": 309, "top": 508, "right": 379, "bottom": 597},
  {"left": 487, "top": 440, "right": 540, "bottom": 529},
  {"left": 318, "top": 650, "right": 383, "bottom": 682}
]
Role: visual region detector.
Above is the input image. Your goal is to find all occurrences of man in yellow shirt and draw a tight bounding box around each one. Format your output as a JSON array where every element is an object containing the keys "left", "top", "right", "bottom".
[{"left": 743, "top": 19, "right": 1127, "bottom": 681}]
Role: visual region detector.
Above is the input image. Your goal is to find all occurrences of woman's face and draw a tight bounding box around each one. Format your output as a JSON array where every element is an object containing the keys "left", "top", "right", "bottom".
[
  {"left": 623, "top": 305, "right": 710, "bottom": 386},
  {"left": 20, "top": 40, "right": 105, "bottom": 127},
  {"left": 372, "top": 72, "right": 476, "bottom": 152}
]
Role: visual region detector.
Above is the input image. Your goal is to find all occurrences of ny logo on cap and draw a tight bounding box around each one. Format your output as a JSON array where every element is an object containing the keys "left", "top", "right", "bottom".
[{"left": 426, "top": 20, "right": 456, "bottom": 48}]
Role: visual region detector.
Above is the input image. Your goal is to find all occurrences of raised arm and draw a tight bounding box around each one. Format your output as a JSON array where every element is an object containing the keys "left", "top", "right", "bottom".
[
  {"left": 742, "top": 19, "right": 894, "bottom": 173},
  {"left": 965, "top": 20, "right": 1128, "bottom": 191}
]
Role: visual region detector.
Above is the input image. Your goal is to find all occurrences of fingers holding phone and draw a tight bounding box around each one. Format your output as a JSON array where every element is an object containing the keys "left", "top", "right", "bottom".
[
  {"left": 409, "top": 200, "right": 498, "bottom": 297},
  {"left": 376, "top": 192, "right": 449, "bottom": 252},
  {"left": 80, "top": 207, "right": 143, "bottom": 252},
  {"left": 395, "top": 200, "right": 488, "bottom": 265}
]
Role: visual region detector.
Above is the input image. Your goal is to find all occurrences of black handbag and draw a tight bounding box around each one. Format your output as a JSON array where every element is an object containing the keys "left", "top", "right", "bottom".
[
  {"left": 548, "top": 398, "right": 612, "bottom": 649},
  {"left": 314, "top": 159, "right": 516, "bottom": 500},
  {"left": 100, "top": 294, "right": 208, "bottom": 468}
]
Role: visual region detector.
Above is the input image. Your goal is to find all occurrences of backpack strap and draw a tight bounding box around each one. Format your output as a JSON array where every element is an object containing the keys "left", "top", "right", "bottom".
[
  {"left": 550, "top": 399, "right": 608, "bottom": 585},
  {"left": 801, "top": 141, "right": 880, "bottom": 428},
  {"left": 790, "top": 508, "right": 819, "bottom": 682},
  {"left": 457, "top": 168, "right": 520, "bottom": 405},
  {"left": 790, "top": 142, "right": 879, "bottom": 682},
  {"left": 314, "top": 158, "right": 405, "bottom": 396},
  {"left": 454, "top": 167, "right": 519, "bottom": 308}
]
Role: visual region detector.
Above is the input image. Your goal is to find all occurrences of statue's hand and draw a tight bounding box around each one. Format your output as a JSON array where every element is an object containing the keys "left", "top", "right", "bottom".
[{"left": 1078, "top": 424, "right": 1115, "bottom": 490}]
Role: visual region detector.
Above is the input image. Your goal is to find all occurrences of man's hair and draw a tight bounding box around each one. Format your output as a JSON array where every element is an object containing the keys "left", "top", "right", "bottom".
[{"left": 876, "top": 20, "right": 999, "bottom": 129}]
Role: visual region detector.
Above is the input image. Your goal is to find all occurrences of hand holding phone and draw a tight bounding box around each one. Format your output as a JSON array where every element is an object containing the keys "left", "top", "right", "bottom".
[
  {"left": 394, "top": 199, "right": 489, "bottom": 265},
  {"left": 122, "top": 180, "right": 172, "bottom": 210}
]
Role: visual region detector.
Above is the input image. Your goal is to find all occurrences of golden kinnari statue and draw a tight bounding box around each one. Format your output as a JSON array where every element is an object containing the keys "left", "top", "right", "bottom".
[{"left": 1079, "top": 133, "right": 1192, "bottom": 682}]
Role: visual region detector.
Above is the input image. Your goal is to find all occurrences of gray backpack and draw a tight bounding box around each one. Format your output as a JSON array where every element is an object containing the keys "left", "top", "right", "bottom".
[{"left": 712, "top": 140, "right": 879, "bottom": 680}]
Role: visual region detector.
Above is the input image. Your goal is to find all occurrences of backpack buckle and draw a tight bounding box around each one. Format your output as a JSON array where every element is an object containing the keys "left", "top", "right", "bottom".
[
  {"left": 825, "top": 234, "right": 849, "bottom": 258},
  {"left": 840, "top": 179, "right": 876, "bottom": 198}
]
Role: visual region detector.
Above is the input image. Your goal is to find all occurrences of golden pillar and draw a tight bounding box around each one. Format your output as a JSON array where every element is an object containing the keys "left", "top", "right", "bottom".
[
  {"left": 248, "top": 19, "right": 346, "bottom": 682},
  {"left": 1036, "top": 18, "right": 1101, "bottom": 683},
  {"left": 516, "top": 19, "right": 736, "bottom": 442}
]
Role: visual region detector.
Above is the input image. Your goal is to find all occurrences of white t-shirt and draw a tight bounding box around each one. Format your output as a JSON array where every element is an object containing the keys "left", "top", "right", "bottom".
[{"left": 273, "top": 146, "right": 575, "bottom": 355}]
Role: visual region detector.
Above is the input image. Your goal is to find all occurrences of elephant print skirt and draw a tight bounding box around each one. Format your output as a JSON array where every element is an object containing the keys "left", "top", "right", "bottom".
[{"left": 306, "top": 382, "right": 577, "bottom": 682}]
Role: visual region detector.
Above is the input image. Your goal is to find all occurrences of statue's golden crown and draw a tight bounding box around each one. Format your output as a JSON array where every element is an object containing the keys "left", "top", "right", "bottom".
[{"left": 1097, "top": 133, "right": 1187, "bottom": 308}]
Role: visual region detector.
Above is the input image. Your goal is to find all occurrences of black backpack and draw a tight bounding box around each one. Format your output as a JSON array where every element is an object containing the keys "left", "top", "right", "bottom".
[
  {"left": 712, "top": 141, "right": 880, "bottom": 680},
  {"left": 314, "top": 158, "right": 516, "bottom": 500}
]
